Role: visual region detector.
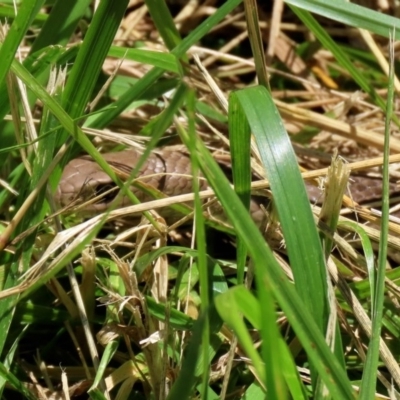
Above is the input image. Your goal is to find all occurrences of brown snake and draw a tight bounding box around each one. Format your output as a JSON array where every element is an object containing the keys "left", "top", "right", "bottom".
[{"left": 55, "top": 147, "right": 399, "bottom": 223}]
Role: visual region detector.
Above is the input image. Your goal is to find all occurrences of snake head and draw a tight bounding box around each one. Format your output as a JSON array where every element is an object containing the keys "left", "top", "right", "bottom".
[{"left": 55, "top": 156, "right": 121, "bottom": 214}]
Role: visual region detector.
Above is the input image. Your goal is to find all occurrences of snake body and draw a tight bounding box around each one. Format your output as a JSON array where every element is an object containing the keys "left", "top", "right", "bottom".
[
  {"left": 55, "top": 148, "right": 205, "bottom": 213},
  {"left": 55, "top": 147, "right": 398, "bottom": 222}
]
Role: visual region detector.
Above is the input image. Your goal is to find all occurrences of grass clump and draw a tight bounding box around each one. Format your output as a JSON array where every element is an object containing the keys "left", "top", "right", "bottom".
[{"left": 0, "top": 1, "right": 399, "bottom": 399}]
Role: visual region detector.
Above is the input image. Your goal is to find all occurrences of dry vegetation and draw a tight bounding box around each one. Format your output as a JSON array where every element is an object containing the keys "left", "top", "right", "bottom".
[{"left": 1, "top": 0, "right": 400, "bottom": 399}]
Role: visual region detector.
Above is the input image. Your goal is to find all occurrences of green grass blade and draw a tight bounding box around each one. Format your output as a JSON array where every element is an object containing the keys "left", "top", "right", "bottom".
[
  {"left": 61, "top": 0, "right": 130, "bottom": 120},
  {"left": 184, "top": 90, "right": 210, "bottom": 395},
  {"left": 108, "top": 46, "right": 182, "bottom": 74},
  {"left": 89, "top": 340, "right": 118, "bottom": 393},
  {"left": 0, "top": 361, "right": 38, "bottom": 400},
  {"left": 0, "top": 325, "right": 27, "bottom": 397},
  {"left": 229, "top": 95, "right": 252, "bottom": 284},
  {"left": 338, "top": 221, "right": 375, "bottom": 307},
  {"left": 0, "top": 0, "right": 45, "bottom": 87},
  {"left": 166, "top": 313, "right": 206, "bottom": 400},
  {"left": 243, "top": 0, "right": 269, "bottom": 87},
  {"left": 285, "top": 0, "right": 400, "bottom": 40},
  {"left": 359, "top": 32, "right": 395, "bottom": 400},
  {"left": 0, "top": 4, "right": 47, "bottom": 22},
  {"left": 30, "top": 0, "right": 92, "bottom": 52},
  {"left": 145, "top": 0, "right": 182, "bottom": 50}
]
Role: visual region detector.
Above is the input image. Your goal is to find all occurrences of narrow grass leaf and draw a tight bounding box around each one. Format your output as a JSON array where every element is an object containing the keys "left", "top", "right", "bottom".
[
  {"left": 243, "top": 0, "right": 269, "bottom": 87},
  {"left": 0, "top": 324, "right": 27, "bottom": 396},
  {"left": 359, "top": 32, "right": 395, "bottom": 399},
  {"left": 146, "top": 296, "right": 193, "bottom": 330},
  {"left": 0, "top": 0, "right": 45, "bottom": 87},
  {"left": 182, "top": 90, "right": 210, "bottom": 395},
  {"left": 145, "top": 0, "right": 182, "bottom": 51},
  {"left": 229, "top": 94, "right": 251, "bottom": 284},
  {"left": 89, "top": 340, "right": 119, "bottom": 392},
  {"left": 166, "top": 313, "right": 206, "bottom": 400},
  {"left": 0, "top": 362, "right": 38, "bottom": 400},
  {"left": 285, "top": 0, "right": 400, "bottom": 41},
  {"left": 108, "top": 46, "right": 182, "bottom": 74},
  {"left": 30, "top": 0, "right": 92, "bottom": 52},
  {"left": 61, "top": 0, "right": 130, "bottom": 123},
  {"left": 0, "top": 4, "right": 47, "bottom": 22},
  {"left": 338, "top": 221, "right": 375, "bottom": 307}
]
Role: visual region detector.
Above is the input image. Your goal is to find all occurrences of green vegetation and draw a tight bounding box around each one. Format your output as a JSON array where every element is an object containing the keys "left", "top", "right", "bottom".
[{"left": 0, "top": 0, "right": 399, "bottom": 398}]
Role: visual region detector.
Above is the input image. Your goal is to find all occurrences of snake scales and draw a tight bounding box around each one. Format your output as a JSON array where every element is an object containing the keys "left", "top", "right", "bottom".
[{"left": 55, "top": 147, "right": 399, "bottom": 223}]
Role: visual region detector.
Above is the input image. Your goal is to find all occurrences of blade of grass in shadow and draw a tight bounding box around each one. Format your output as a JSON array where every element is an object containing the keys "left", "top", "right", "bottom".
[
  {"left": 30, "top": 0, "right": 92, "bottom": 53},
  {"left": 87, "top": 0, "right": 242, "bottom": 129},
  {"left": 145, "top": 0, "right": 183, "bottom": 51},
  {"left": 60, "top": 0, "right": 130, "bottom": 127},
  {"left": 359, "top": 32, "right": 395, "bottom": 400},
  {"left": 0, "top": 362, "right": 37, "bottom": 400},
  {"left": 178, "top": 102, "right": 353, "bottom": 399},
  {"left": 0, "top": 325, "right": 27, "bottom": 397},
  {"left": 0, "top": 0, "right": 45, "bottom": 87},
  {"left": 167, "top": 313, "right": 206, "bottom": 400}
]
